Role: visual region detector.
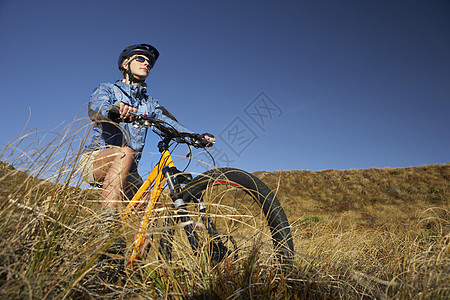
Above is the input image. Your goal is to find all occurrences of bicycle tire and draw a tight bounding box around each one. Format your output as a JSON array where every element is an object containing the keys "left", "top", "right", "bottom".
[{"left": 182, "top": 167, "right": 294, "bottom": 264}]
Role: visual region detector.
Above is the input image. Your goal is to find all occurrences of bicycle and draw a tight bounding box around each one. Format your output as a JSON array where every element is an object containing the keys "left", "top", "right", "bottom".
[{"left": 115, "top": 111, "right": 294, "bottom": 272}]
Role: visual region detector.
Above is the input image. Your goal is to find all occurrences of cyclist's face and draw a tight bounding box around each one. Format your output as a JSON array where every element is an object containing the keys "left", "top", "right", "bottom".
[{"left": 125, "top": 55, "right": 151, "bottom": 80}]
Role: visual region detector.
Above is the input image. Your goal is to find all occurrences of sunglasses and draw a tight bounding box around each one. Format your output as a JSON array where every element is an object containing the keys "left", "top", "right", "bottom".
[{"left": 134, "top": 55, "right": 152, "bottom": 65}]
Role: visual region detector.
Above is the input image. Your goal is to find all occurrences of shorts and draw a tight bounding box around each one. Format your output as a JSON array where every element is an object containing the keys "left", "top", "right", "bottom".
[
  {"left": 78, "top": 150, "right": 143, "bottom": 199},
  {"left": 78, "top": 150, "right": 101, "bottom": 185}
]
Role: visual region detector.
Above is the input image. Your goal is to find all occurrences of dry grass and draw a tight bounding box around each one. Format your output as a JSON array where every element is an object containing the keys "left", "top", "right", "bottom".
[
  {"left": 255, "top": 165, "right": 449, "bottom": 299},
  {"left": 0, "top": 121, "right": 448, "bottom": 299}
]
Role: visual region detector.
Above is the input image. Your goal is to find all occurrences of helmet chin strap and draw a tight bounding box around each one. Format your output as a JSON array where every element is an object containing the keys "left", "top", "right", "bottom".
[{"left": 124, "top": 62, "right": 148, "bottom": 99}]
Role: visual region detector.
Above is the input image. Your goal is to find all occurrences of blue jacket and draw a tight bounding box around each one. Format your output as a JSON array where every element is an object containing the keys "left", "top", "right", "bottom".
[{"left": 84, "top": 80, "right": 193, "bottom": 170}]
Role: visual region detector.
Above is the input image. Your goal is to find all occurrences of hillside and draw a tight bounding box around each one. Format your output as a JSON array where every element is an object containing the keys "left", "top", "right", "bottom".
[
  {"left": 0, "top": 161, "right": 99, "bottom": 207},
  {"left": 2, "top": 161, "right": 448, "bottom": 229},
  {"left": 254, "top": 163, "right": 449, "bottom": 229}
]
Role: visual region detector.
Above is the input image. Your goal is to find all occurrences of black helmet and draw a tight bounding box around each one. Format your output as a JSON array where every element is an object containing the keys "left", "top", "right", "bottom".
[{"left": 118, "top": 44, "right": 159, "bottom": 71}]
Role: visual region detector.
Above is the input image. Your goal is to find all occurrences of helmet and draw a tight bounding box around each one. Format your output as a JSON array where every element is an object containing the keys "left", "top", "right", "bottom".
[{"left": 118, "top": 44, "right": 160, "bottom": 71}]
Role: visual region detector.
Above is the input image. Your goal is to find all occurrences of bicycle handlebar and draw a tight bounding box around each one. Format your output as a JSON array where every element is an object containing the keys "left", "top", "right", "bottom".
[{"left": 108, "top": 105, "right": 213, "bottom": 148}]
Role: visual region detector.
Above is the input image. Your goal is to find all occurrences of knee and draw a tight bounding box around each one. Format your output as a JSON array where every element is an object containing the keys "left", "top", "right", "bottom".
[
  {"left": 121, "top": 146, "right": 134, "bottom": 157},
  {"left": 110, "top": 146, "right": 134, "bottom": 163},
  {"left": 118, "top": 146, "right": 135, "bottom": 165}
]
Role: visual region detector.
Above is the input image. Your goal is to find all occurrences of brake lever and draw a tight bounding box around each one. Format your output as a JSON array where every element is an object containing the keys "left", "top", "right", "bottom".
[
  {"left": 130, "top": 111, "right": 155, "bottom": 127},
  {"left": 186, "top": 145, "right": 194, "bottom": 158},
  {"left": 190, "top": 134, "right": 215, "bottom": 148}
]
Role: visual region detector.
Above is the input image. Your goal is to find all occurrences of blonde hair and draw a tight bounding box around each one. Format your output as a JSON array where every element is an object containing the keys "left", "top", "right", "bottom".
[{"left": 120, "top": 54, "right": 139, "bottom": 77}]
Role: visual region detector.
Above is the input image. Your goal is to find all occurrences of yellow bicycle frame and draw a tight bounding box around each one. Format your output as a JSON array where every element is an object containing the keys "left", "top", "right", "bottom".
[{"left": 122, "top": 149, "right": 176, "bottom": 270}]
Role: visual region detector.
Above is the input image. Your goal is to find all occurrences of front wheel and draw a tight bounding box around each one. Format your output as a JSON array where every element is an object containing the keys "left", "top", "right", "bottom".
[{"left": 182, "top": 168, "right": 294, "bottom": 265}]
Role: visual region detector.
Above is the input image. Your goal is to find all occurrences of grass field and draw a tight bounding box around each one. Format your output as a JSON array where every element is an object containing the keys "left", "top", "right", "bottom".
[{"left": 0, "top": 128, "right": 448, "bottom": 299}]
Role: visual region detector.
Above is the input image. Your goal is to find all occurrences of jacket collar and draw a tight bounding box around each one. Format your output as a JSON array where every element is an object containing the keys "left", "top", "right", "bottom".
[{"left": 115, "top": 80, "right": 148, "bottom": 100}]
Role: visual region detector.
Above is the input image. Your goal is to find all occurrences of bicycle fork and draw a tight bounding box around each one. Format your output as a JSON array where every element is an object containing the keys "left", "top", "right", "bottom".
[
  {"left": 162, "top": 166, "right": 200, "bottom": 254},
  {"left": 162, "top": 167, "right": 230, "bottom": 262}
]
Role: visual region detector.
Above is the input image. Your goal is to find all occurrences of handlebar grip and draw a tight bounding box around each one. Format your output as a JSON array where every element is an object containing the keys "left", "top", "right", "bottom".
[
  {"left": 107, "top": 101, "right": 136, "bottom": 123},
  {"left": 190, "top": 133, "right": 215, "bottom": 148},
  {"left": 107, "top": 102, "right": 121, "bottom": 123}
]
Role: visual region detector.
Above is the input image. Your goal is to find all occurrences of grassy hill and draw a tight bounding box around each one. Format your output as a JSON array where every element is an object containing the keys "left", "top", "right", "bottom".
[
  {"left": 0, "top": 160, "right": 448, "bottom": 299},
  {"left": 254, "top": 163, "right": 448, "bottom": 229}
]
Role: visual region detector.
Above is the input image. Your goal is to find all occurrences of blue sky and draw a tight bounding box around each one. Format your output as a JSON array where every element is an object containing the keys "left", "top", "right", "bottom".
[{"left": 0, "top": 0, "right": 449, "bottom": 176}]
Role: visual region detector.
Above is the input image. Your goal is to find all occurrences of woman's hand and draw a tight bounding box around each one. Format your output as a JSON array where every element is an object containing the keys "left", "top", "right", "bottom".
[
  {"left": 203, "top": 133, "right": 216, "bottom": 147},
  {"left": 119, "top": 102, "right": 138, "bottom": 122}
]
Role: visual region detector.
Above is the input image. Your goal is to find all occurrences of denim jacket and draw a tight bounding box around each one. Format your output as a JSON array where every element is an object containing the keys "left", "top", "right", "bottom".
[{"left": 84, "top": 80, "right": 193, "bottom": 170}]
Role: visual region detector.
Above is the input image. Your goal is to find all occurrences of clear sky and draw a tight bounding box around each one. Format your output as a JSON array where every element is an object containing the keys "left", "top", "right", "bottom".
[{"left": 1, "top": 0, "right": 449, "bottom": 176}]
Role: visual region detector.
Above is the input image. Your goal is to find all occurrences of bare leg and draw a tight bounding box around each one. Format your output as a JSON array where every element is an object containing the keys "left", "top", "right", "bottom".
[{"left": 92, "top": 146, "right": 135, "bottom": 209}]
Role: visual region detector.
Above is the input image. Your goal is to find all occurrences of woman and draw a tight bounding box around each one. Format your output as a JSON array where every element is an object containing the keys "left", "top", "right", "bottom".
[{"left": 80, "top": 44, "right": 214, "bottom": 216}]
